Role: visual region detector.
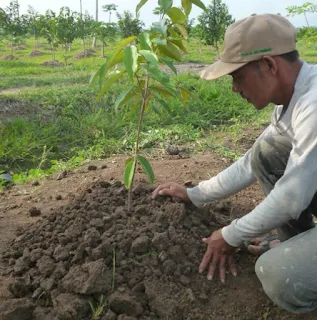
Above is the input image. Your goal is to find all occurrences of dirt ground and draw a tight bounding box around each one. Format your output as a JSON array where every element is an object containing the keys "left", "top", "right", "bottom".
[{"left": 1, "top": 149, "right": 317, "bottom": 320}]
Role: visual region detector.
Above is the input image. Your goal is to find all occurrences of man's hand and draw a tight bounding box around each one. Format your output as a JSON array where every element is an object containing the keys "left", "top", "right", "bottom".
[
  {"left": 152, "top": 182, "right": 191, "bottom": 203},
  {"left": 199, "top": 228, "right": 238, "bottom": 283}
]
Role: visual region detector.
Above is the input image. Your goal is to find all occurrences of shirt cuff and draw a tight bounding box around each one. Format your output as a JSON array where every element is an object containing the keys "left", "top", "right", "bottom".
[
  {"left": 186, "top": 186, "right": 206, "bottom": 207},
  {"left": 221, "top": 223, "right": 243, "bottom": 247}
]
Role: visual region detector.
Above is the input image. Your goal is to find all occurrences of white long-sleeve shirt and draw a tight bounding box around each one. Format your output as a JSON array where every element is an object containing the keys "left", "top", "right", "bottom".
[{"left": 187, "top": 62, "right": 317, "bottom": 247}]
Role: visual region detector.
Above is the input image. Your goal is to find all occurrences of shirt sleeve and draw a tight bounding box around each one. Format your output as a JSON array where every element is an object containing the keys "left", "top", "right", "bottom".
[
  {"left": 186, "top": 124, "right": 275, "bottom": 207},
  {"left": 222, "top": 103, "right": 317, "bottom": 247}
]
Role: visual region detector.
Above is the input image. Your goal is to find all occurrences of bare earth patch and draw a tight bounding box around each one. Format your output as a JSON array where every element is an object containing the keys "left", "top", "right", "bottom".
[
  {"left": 29, "top": 50, "right": 45, "bottom": 57},
  {"left": 72, "top": 50, "right": 96, "bottom": 60},
  {"left": 2, "top": 55, "right": 18, "bottom": 61},
  {"left": 40, "top": 60, "right": 64, "bottom": 67},
  {"left": 161, "top": 62, "right": 209, "bottom": 75}
]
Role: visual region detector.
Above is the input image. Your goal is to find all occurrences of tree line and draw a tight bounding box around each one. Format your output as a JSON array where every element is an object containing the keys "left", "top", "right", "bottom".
[{"left": 0, "top": 0, "right": 316, "bottom": 61}]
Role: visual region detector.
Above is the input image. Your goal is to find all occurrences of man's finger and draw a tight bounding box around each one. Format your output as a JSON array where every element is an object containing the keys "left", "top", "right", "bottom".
[
  {"left": 152, "top": 183, "right": 172, "bottom": 198},
  {"left": 207, "top": 252, "right": 219, "bottom": 281},
  {"left": 219, "top": 255, "right": 227, "bottom": 284},
  {"left": 228, "top": 255, "right": 238, "bottom": 277},
  {"left": 199, "top": 243, "right": 213, "bottom": 274}
]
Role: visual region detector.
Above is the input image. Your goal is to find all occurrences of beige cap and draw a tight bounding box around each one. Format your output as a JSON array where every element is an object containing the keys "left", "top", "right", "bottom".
[{"left": 200, "top": 14, "right": 297, "bottom": 80}]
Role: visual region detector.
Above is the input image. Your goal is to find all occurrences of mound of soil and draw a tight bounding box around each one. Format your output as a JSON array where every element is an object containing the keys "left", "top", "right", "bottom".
[
  {"left": 40, "top": 60, "right": 64, "bottom": 67},
  {"left": 29, "top": 50, "right": 45, "bottom": 57},
  {"left": 3, "top": 177, "right": 313, "bottom": 320},
  {"left": 72, "top": 49, "right": 96, "bottom": 60},
  {"left": 160, "top": 63, "right": 209, "bottom": 75},
  {"left": 2, "top": 55, "right": 17, "bottom": 61},
  {"left": 12, "top": 46, "right": 26, "bottom": 51},
  {"left": 1, "top": 180, "right": 233, "bottom": 319}
]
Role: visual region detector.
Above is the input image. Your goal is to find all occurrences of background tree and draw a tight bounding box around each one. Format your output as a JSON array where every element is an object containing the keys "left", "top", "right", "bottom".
[
  {"left": 94, "top": 21, "right": 117, "bottom": 57},
  {"left": 56, "top": 7, "right": 77, "bottom": 52},
  {"left": 41, "top": 10, "right": 59, "bottom": 60},
  {"left": 92, "top": 0, "right": 99, "bottom": 48},
  {"left": 191, "top": 23, "right": 204, "bottom": 53},
  {"left": 286, "top": 2, "right": 317, "bottom": 27},
  {"left": 117, "top": 10, "right": 144, "bottom": 38},
  {"left": 197, "top": 0, "right": 234, "bottom": 55},
  {"left": 0, "top": 0, "right": 28, "bottom": 55},
  {"left": 153, "top": 6, "right": 165, "bottom": 19},
  {"left": 102, "top": 4, "right": 118, "bottom": 23}
]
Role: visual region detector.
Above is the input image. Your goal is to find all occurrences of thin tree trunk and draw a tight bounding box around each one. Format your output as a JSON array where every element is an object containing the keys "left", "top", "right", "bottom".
[
  {"left": 92, "top": 0, "right": 98, "bottom": 49},
  {"left": 304, "top": 12, "right": 310, "bottom": 27}
]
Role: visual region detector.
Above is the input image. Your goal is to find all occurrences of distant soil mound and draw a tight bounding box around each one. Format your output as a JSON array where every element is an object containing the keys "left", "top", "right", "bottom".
[
  {"left": 12, "top": 46, "right": 26, "bottom": 50},
  {"left": 29, "top": 50, "right": 45, "bottom": 57},
  {"left": 2, "top": 55, "right": 17, "bottom": 61},
  {"left": 72, "top": 49, "right": 95, "bottom": 60},
  {"left": 40, "top": 60, "right": 64, "bottom": 67}
]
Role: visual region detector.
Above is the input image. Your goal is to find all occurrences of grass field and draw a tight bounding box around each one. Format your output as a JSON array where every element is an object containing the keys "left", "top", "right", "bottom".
[{"left": 0, "top": 37, "right": 316, "bottom": 184}]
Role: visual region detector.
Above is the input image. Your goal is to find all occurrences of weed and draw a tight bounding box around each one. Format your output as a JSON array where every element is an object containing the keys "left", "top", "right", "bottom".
[{"left": 89, "top": 295, "right": 107, "bottom": 320}]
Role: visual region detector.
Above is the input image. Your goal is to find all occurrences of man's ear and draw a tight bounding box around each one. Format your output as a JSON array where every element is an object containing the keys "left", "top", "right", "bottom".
[{"left": 262, "top": 56, "right": 277, "bottom": 75}]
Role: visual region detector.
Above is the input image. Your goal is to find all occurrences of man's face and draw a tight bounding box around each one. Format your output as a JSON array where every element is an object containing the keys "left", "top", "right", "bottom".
[{"left": 230, "top": 60, "right": 277, "bottom": 110}]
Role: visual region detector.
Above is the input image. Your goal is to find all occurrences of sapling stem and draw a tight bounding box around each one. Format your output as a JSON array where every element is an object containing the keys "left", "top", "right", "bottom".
[{"left": 127, "top": 74, "right": 150, "bottom": 211}]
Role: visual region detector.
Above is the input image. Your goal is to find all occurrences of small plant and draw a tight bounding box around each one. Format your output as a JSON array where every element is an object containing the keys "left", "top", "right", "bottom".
[
  {"left": 89, "top": 295, "right": 107, "bottom": 320},
  {"left": 92, "top": 0, "right": 206, "bottom": 210}
]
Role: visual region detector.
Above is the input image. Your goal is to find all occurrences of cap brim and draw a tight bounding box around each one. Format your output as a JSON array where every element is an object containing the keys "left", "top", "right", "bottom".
[{"left": 200, "top": 60, "right": 248, "bottom": 80}]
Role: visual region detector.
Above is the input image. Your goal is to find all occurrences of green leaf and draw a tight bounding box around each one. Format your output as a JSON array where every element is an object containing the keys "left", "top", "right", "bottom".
[
  {"left": 167, "top": 7, "right": 187, "bottom": 25},
  {"left": 114, "top": 87, "right": 135, "bottom": 109},
  {"left": 152, "top": 104, "right": 162, "bottom": 115},
  {"left": 189, "top": 0, "right": 206, "bottom": 11},
  {"left": 169, "top": 39, "right": 187, "bottom": 53},
  {"left": 147, "top": 67, "right": 170, "bottom": 86},
  {"left": 168, "top": 26, "right": 181, "bottom": 38},
  {"left": 158, "top": 42, "right": 182, "bottom": 61},
  {"left": 158, "top": 0, "right": 173, "bottom": 12},
  {"left": 150, "top": 84, "right": 176, "bottom": 98},
  {"left": 139, "top": 50, "right": 159, "bottom": 66},
  {"left": 153, "top": 18, "right": 167, "bottom": 36},
  {"left": 157, "top": 98, "right": 172, "bottom": 114},
  {"left": 105, "top": 36, "right": 137, "bottom": 76},
  {"left": 152, "top": 38, "right": 167, "bottom": 46},
  {"left": 136, "top": 0, "right": 148, "bottom": 15},
  {"left": 180, "top": 87, "right": 190, "bottom": 105},
  {"left": 159, "top": 57, "right": 177, "bottom": 75},
  {"left": 97, "top": 51, "right": 124, "bottom": 87},
  {"left": 124, "top": 45, "right": 139, "bottom": 80},
  {"left": 96, "top": 70, "right": 125, "bottom": 100},
  {"left": 139, "top": 32, "right": 152, "bottom": 50},
  {"left": 181, "top": 0, "right": 192, "bottom": 16},
  {"left": 174, "top": 23, "right": 188, "bottom": 39},
  {"left": 136, "top": 155, "right": 155, "bottom": 184},
  {"left": 124, "top": 157, "right": 136, "bottom": 189}
]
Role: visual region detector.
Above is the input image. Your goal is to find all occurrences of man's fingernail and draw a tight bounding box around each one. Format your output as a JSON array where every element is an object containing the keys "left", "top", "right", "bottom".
[
  {"left": 221, "top": 279, "right": 225, "bottom": 284},
  {"left": 233, "top": 272, "right": 237, "bottom": 277},
  {"left": 202, "top": 238, "right": 207, "bottom": 241},
  {"left": 207, "top": 275, "right": 213, "bottom": 281},
  {"left": 199, "top": 268, "right": 203, "bottom": 273}
]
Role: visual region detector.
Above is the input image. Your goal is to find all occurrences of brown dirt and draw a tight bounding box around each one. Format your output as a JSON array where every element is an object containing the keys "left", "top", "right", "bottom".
[
  {"left": 160, "top": 63, "right": 209, "bottom": 75},
  {"left": 29, "top": 50, "right": 45, "bottom": 57},
  {"left": 40, "top": 60, "right": 64, "bottom": 67},
  {"left": 12, "top": 46, "right": 26, "bottom": 51},
  {"left": 2, "top": 55, "right": 18, "bottom": 61},
  {"left": 1, "top": 151, "right": 317, "bottom": 320},
  {"left": 72, "top": 50, "right": 96, "bottom": 60},
  {"left": 0, "top": 98, "right": 41, "bottom": 120}
]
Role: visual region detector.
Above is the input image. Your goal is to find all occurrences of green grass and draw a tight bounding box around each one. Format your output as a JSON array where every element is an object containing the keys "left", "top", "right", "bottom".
[{"left": 0, "top": 36, "right": 315, "bottom": 184}]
